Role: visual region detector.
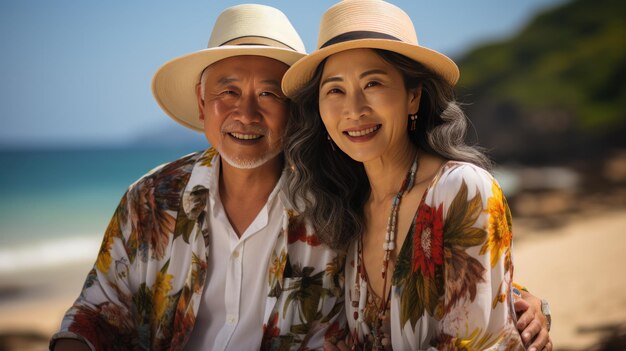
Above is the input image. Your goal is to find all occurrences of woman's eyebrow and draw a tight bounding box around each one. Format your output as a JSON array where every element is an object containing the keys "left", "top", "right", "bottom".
[
  {"left": 320, "top": 76, "right": 343, "bottom": 87},
  {"left": 359, "top": 69, "right": 387, "bottom": 79},
  {"left": 320, "top": 68, "right": 388, "bottom": 88}
]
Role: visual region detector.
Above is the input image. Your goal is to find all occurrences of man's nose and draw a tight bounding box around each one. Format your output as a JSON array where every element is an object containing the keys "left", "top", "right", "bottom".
[{"left": 235, "top": 94, "right": 262, "bottom": 123}]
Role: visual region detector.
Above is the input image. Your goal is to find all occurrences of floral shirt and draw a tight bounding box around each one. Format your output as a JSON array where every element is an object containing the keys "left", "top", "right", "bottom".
[
  {"left": 345, "top": 162, "right": 524, "bottom": 350},
  {"left": 50, "top": 149, "right": 347, "bottom": 351}
]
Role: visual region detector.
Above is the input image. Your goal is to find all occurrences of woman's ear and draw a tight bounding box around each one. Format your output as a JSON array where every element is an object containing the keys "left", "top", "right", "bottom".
[
  {"left": 195, "top": 83, "right": 205, "bottom": 122},
  {"left": 408, "top": 83, "right": 423, "bottom": 115}
]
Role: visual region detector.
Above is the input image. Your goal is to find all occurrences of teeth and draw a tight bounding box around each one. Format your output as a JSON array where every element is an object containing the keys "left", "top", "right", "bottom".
[
  {"left": 346, "top": 125, "right": 380, "bottom": 137},
  {"left": 231, "top": 132, "right": 262, "bottom": 140}
]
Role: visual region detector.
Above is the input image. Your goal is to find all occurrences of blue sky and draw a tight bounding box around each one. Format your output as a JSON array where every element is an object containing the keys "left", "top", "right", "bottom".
[{"left": 0, "top": 0, "right": 566, "bottom": 148}]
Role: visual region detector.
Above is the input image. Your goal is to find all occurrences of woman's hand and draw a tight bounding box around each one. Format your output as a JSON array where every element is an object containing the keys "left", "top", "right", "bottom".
[{"left": 515, "top": 290, "right": 552, "bottom": 351}]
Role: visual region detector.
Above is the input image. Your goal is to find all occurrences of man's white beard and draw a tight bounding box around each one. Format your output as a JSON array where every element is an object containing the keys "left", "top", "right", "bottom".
[{"left": 219, "top": 147, "right": 283, "bottom": 170}]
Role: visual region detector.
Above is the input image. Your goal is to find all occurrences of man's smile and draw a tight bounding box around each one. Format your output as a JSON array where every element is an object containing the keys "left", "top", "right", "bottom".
[{"left": 229, "top": 132, "right": 263, "bottom": 140}]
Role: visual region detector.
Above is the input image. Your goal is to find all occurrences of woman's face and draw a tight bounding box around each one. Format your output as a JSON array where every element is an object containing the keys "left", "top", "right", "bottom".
[{"left": 318, "top": 48, "right": 420, "bottom": 163}]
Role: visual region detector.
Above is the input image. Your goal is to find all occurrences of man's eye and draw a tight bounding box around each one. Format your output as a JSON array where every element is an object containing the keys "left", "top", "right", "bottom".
[
  {"left": 221, "top": 90, "right": 237, "bottom": 96},
  {"left": 260, "top": 91, "right": 276, "bottom": 97}
]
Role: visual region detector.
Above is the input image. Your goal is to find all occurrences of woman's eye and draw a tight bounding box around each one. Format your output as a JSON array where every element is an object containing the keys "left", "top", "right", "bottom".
[
  {"left": 365, "top": 81, "right": 380, "bottom": 88},
  {"left": 327, "top": 88, "right": 342, "bottom": 95}
]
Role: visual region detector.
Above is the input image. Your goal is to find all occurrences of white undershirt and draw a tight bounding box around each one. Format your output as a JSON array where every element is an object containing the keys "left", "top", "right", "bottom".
[{"left": 185, "top": 164, "right": 285, "bottom": 350}]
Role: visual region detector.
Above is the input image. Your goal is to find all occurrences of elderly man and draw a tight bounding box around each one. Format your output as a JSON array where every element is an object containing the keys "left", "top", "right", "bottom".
[
  {"left": 50, "top": 4, "right": 550, "bottom": 351},
  {"left": 51, "top": 5, "right": 344, "bottom": 351}
]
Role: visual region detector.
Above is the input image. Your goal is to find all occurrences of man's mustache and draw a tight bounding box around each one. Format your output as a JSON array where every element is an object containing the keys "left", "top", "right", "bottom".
[{"left": 221, "top": 121, "right": 268, "bottom": 135}]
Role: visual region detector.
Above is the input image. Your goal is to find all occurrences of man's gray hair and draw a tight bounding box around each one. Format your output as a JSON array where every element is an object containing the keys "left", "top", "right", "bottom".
[{"left": 199, "top": 67, "right": 210, "bottom": 99}]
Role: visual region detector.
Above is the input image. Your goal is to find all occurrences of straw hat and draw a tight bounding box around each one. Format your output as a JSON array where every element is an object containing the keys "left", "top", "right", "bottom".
[
  {"left": 282, "top": 0, "right": 459, "bottom": 98},
  {"left": 152, "top": 4, "right": 306, "bottom": 132}
]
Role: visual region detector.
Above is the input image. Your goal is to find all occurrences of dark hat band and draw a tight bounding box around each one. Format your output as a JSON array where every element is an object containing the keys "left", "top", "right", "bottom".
[
  {"left": 220, "top": 36, "right": 297, "bottom": 51},
  {"left": 319, "top": 31, "right": 401, "bottom": 49}
]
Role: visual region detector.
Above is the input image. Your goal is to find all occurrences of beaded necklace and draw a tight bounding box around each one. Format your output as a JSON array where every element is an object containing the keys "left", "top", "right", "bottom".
[{"left": 351, "top": 153, "right": 419, "bottom": 350}]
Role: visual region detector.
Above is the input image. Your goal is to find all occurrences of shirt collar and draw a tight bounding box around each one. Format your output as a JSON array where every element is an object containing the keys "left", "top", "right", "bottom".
[
  {"left": 181, "top": 148, "right": 218, "bottom": 220},
  {"left": 181, "top": 148, "right": 290, "bottom": 220}
]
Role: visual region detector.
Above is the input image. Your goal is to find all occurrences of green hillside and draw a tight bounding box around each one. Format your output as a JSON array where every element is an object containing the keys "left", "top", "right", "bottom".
[{"left": 457, "top": 0, "right": 626, "bottom": 164}]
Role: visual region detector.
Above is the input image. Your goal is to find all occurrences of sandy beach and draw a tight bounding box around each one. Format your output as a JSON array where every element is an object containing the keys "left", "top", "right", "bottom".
[
  {"left": 514, "top": 208, "right": 626, "bottom": 350},
  {"left": 0, "top": 262, "right": 91, "bottom": 351},
  {"left": 1, "top": 209, "right": 625, "bottom": 351}
]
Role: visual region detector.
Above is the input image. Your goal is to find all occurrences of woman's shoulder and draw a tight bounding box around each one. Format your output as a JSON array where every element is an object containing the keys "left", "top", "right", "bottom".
[
  {"left": 427, "top": 161, "right": 500, "bottom": 205},
  {"left": 439, "top": 161, "right": 493, "bottom": 185}
]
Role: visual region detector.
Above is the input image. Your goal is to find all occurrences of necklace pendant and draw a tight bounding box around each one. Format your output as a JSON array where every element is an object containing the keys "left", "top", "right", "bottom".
[{"left": 381, "top": 336, "right": 390, "bottom": 348}]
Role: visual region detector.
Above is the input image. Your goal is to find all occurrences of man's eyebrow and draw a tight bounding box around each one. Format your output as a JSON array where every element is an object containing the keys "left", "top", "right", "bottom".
[
  {"left": 217, "top": 77, "right": 238, "bottom": 85},
  {"left": 260, "top": 79, "right": 282, "bottom": 88}
]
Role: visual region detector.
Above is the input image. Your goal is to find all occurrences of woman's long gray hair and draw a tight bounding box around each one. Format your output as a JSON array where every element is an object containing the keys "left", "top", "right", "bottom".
[{"left": 284, "top": 49, "right": 491, "bottom": 251}]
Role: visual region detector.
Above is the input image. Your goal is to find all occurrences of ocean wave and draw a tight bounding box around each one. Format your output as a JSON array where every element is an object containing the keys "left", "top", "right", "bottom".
[{"left": 0, "top": 236, "right": 101, "bottom": 273}]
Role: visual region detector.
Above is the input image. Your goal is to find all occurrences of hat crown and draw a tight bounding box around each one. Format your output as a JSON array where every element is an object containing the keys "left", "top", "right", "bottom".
[
  {"left": 317, "top": 0, "right": 418, "bottom": 49},
  {"left": 208, "top": 4, "right": 306, "bottom": 53}
]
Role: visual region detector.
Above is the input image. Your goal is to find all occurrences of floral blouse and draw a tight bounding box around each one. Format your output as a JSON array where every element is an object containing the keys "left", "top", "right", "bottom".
[
  {"left": 50, "top": 149, "right": 347, "bottom": 351},
  {"left": 345, "top": 162, "right": 524, "bottom": 350}
]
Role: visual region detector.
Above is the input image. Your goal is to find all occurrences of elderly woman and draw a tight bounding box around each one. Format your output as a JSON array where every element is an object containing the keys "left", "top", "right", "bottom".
[{"left": 283, "top": 1, "right": 551, "bottom": 350}]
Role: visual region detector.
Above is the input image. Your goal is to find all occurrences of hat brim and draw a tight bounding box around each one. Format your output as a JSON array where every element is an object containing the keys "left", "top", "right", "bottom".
[
  {"left": 282, "top": 39, "right": 459, "bottom": 98},
  {"left": 152, "top": 45, "right": 305, "bottom": 132}
]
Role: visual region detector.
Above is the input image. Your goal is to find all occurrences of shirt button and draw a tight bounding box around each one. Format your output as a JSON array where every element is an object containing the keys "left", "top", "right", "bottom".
[
  {"left": 232, "top": 250, "right": 240, "bottom": 258},
  {"left": 226, "top": 315, "right": 237, "bottom": 324}
]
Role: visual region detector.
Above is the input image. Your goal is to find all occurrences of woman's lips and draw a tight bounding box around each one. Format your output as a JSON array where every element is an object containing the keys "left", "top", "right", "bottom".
[{"left": 343, "top": 124, "right": 381, "bottom": 141}]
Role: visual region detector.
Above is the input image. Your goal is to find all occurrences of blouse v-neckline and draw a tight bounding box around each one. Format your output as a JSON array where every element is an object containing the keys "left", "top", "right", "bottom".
[{"left": 362, "top": 159, "right": 453, "bottom": 298}]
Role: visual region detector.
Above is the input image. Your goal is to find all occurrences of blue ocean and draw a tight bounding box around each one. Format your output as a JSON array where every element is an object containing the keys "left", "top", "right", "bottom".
[
  {"left": 0, "top": 146, "right": 525, "bottom": 275},
  {"left": 0, "top": 147, "right": 205, "bottom": 273}
]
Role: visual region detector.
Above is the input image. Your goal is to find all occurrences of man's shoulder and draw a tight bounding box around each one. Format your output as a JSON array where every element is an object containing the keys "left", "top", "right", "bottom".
[
  {"left": 152, "top": 150, "right": 205, "bottom": 175},
  {"left": 129, "top": 149, "right": 209, "bottom": 194}
]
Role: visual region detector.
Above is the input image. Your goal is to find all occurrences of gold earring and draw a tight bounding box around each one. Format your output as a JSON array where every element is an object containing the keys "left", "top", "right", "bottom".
[{"left": 409, "top": 113, "right": 418, "bottom": 131}]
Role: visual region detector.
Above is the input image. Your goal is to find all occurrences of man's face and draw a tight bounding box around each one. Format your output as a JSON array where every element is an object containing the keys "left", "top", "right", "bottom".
[{"left": 196, "top": 55, "right": 290, "bottom": 169}]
